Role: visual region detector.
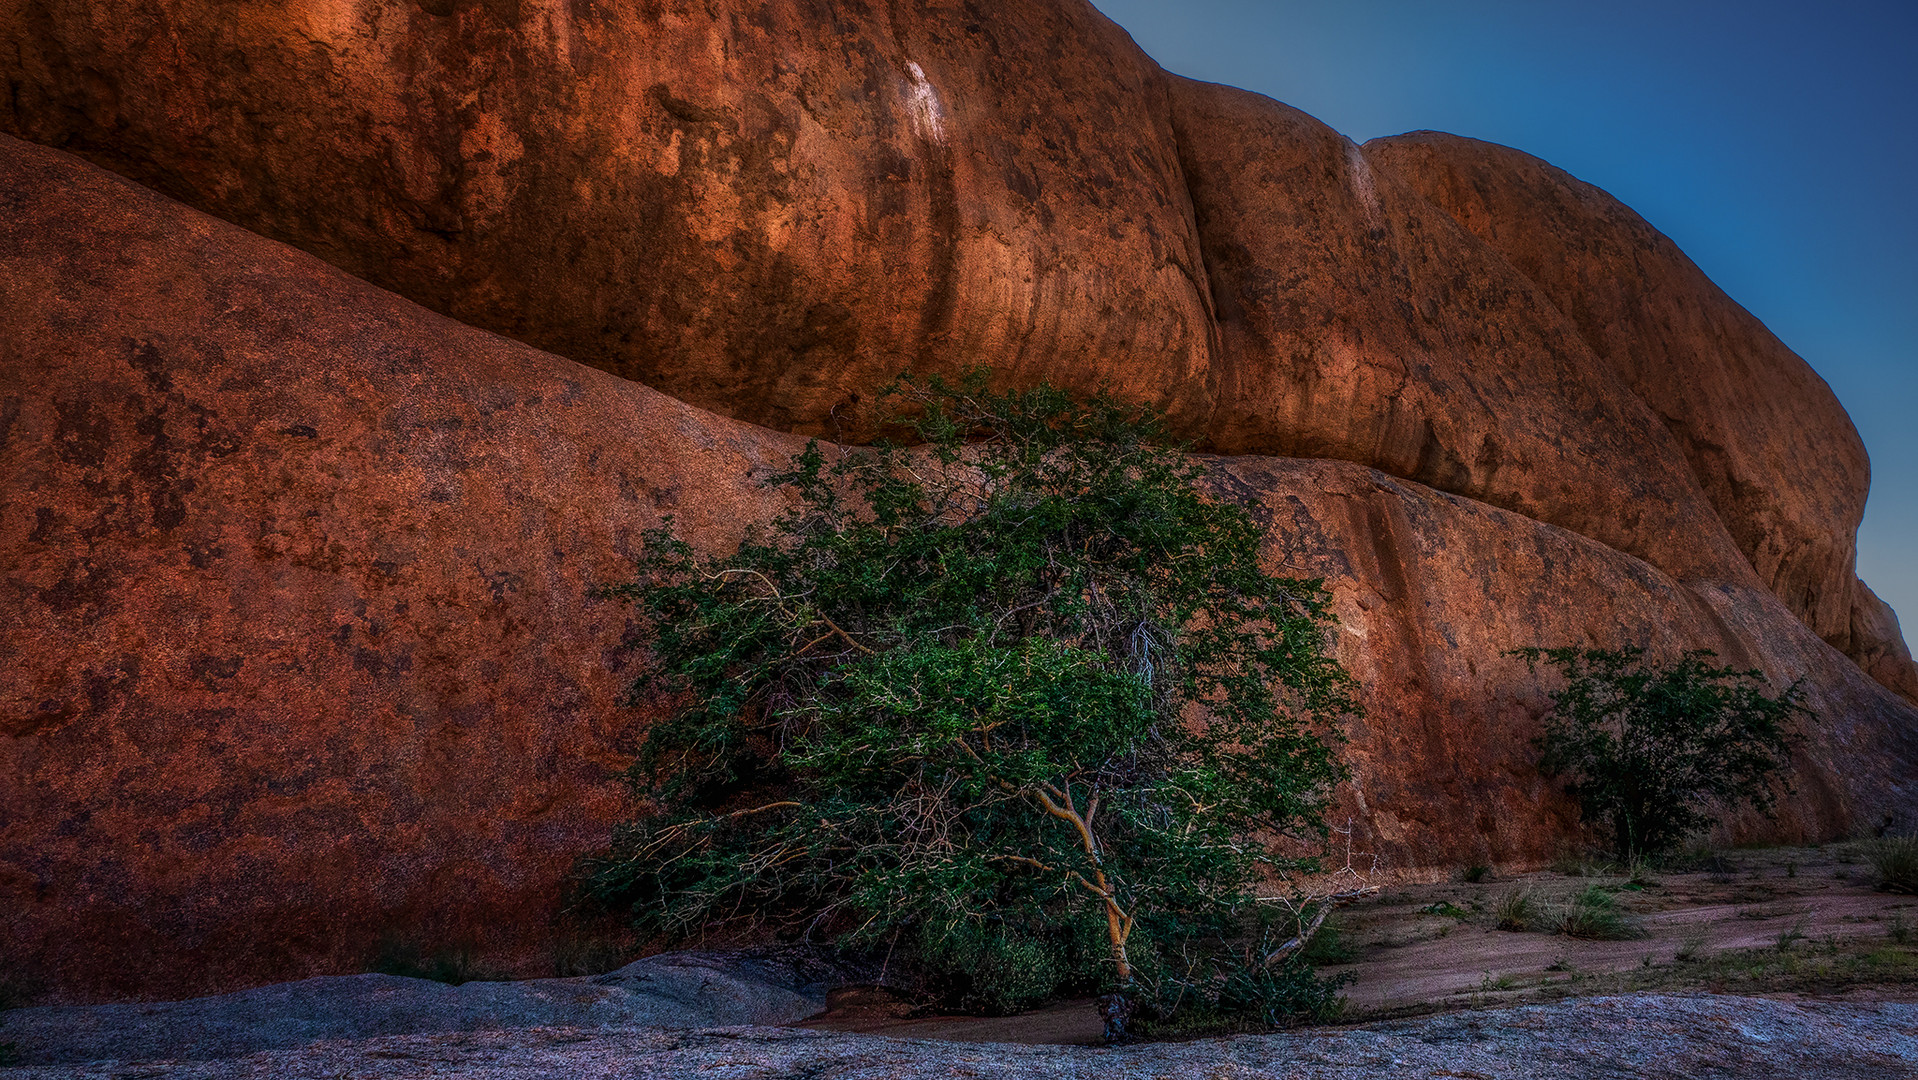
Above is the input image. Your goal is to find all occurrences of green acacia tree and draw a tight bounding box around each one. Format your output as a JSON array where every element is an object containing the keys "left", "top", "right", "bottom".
[
  {"left": 586, "top": 375, "right": 1359, "bottom": 1035},
  {"left": 1514, "top": 646, "right": 1812, "bottom": 858}
]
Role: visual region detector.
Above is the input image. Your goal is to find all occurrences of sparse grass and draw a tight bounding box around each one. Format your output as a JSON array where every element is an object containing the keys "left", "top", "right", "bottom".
[
  {"left": 1658, "top": 842, "right": 1735, "bottom": 875},
  {"left": 1549, "top": 853, "right": 1618, "bottom": 878},
  {"left": 1775, "top": 912, "right": 1812, "bottom": 952},
  {"left": 1421, "top": 902, "right": 1470, "bottom": 920},
  {"left": 1606, "top": 938, "right": 1918, "bottom": 999},
  {"left": 1478, "top": 972, "right": 1517, "bottom": 992},
  {"left": 1890, "top": 913, "right": 1913, "bottom": 945},
  {"left": 1552, "top": 885, "right": 1644, "bottom": 941},
  {"left": 1299, "top": 918, "right": 1359, "bottom": 966},
  {"left": 1674, "top": 928, "right": 1709, "bottom": 963},
  {"left": 1494, "top": 887, "right": 1537, "bottom": 932},
  {"left": 1862, "top": 836, "right": 1918, "bottom": 894}
]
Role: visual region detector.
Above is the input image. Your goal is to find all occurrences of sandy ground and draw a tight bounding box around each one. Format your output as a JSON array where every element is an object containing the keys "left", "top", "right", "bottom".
[{"left": 801, "top": 843, "right": 1918, "bottom": 1045}]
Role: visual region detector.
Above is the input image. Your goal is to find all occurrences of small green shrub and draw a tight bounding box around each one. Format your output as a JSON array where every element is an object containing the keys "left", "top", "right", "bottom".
[
  {"left": 1137, "top": 952, "right": 1349, "bottom": 1037},
  {"left": 912, "top": 917, "right": 1107, "bottom": 1016},
  {"left": 1494, "top": 887, "right": 1537, "bottom": 931},
  {"left": 1553, "top": 885, "right": 1644, "bottom": 940},
  {"left": 1514, "top": 646, "right": 1811, "bottom": 859},
  {"left": 1776, "top": 913, "right": 1811, "bottom": 952},
  {"left": 1462, "top": 864, "right": 1491, "bottom": 884},
  {"left": 1888, "top": 913, "right": 1912, "bottom": 945},
  {"left": 1675, "top": 928, "right": 1709, "bottom": 962},
  {"left": 1862, "top": 836, "right": 1918, "bottom": 893}
]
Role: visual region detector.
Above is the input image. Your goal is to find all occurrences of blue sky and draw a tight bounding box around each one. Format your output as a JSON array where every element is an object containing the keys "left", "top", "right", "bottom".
[{"left": 1091, "top": 0, "right": 1917, "bottom": 630}]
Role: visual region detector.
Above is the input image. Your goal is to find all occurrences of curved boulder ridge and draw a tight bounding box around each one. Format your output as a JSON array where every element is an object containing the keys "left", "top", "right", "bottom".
[
  {"left": 1364, "top": 134, "right": 1881, "bottom": 667},
  {"left": 0, "top": 134, "right": 806, "bottom": 1001},
  {"left": 1216, "top": 456, "right": 1918, "bottom": 863},
  {"left": 0, "top": 0, "right": 1838, "bottom": 605},
  {"left": 6, "top": 138, "right": 1915, "bottom": 1002}
]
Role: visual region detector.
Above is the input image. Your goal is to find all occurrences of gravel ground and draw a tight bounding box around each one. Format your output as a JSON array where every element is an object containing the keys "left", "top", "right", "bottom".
[{"left": 3, "top": 995, "right": 1913, "bottom": 1079}]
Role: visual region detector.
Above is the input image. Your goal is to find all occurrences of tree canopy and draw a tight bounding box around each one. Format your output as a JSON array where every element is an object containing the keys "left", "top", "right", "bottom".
[
  {"left": 1515, "top": 646, "right": 1811, "bottom": 858},
  {"left": 586, "top": 375, "right": 1359, "bottom": 1032}
]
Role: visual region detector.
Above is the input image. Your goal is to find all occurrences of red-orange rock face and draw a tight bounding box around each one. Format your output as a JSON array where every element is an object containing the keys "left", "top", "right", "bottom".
[
  {"left": 1, "top": 0, "right": 1218, "bottom": 433},
  {"left": 15, "top": 3, "right": 1909, "bottom": 706},
  {"left": 1222, "top": 457, "right": 1918, "bottom": 861},
  {"left": 1363, "top": 134, "right": 1871, "bottom": 653},
  {"left": 2, "top": 0, "right": 1914, "bottom": 1002},
  {"left": 0, "top": 0, "right": 1776, "bottom": 597},
  {"left": 5, "top": 138, "right": 1916, "bottom": 1003},
  {"left": 0, "top": 135, "right": 806, "bottom": 1000}
]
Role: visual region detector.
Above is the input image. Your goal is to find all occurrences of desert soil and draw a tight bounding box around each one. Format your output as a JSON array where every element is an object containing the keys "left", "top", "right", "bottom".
[
  {"left": 802, "top": 843, "right": 1918, "bottom": 1045},
  {"left": 6, "top": 845, "right": 1913, "bottom": 1077}
]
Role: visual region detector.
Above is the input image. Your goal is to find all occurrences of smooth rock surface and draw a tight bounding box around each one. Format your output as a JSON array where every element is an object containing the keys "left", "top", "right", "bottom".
[
  {"left": 1215, "top": 456, "right": 1918, "bottom": 860},
  {"left": 1365, "top": 134, "right": 1898, "bottom": 693},
  {"left": 0, "top": 0, "right": 1833, "bottom": 605},
  {"left": 3, "top": 996, "right": 1914, "bottom": 1078},
  {"left": 0, "top": 949, "right": 860, "bottom": 1065},
  {"left": 5, "top": 136, "right": 1916, "bottom": 1002},
  {"left": 0, "top": 133, "right": 804, "bottom": 1000}
]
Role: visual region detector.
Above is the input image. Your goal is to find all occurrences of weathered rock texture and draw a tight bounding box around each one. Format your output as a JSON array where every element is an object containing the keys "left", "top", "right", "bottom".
[
  {"left": 8, "top": 0, "right": 1911, "bottom": 702},
  {"left": 1, "top": 948, "right": 864, "bottom": 1064},
  {"left": 1218, "top": 456, "right": 1918, "bottom": 856},
  {"left": 7, "top": 995, "right": 1918, "bottom": 1078},
  {"left": 5, "top": 136, "right": 1916, "bottom": 1002},
  {"left": 1363, "top": 134, "right": 1872, "bottom": 655},
  {"left": 0, "top": 135, "right": 805, "bottom": 1000},
  {"left": 3, "top": 0, "right": 1916, "bottom": 1005}
]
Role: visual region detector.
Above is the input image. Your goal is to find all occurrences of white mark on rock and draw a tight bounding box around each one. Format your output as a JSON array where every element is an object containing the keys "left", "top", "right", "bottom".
[
  {"left": 1346, "top": 140, "right": 1384, "bottom": 232},
  {"left": 905, "top": 61, "right": 947, "bottom": 144}
]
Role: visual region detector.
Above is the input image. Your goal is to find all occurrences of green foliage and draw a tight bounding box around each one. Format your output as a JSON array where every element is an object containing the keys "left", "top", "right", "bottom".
[
  {"left": 585, "top": 374, "right": 1357, "bottom": 1027},
  {"left": 1494, "top": 886, "right": 1537, "bottom": 931},
  {"left": 1296, "top": 917, "right": 1357, "bottom": 966},
  {"left": 1514, "top": 646, "right": 1811, "bottom": 859},
  {"left": 1863, "top": 836, "right": 1918, "bottom": 894},
  {"left": 1552, "top": 885, "right": 1644, "bottom": 940}
]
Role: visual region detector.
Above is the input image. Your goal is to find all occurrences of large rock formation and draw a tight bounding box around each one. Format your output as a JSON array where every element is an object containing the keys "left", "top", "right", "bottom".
[
  {"left": 7, "top": 0, "right": 1910, "bottom": 702},
  {"left": 1363, "top": 134, "right": 1871, "bottom": 653},
  {"left": 5, "top": 136, "right": 1915, "bottom": 1004},
  {"left": 0, "top": 135, "right": 804, "bottom": 1000},
  {"left": 2, "top": 0, "right": 1914, "bottom": 1002}
]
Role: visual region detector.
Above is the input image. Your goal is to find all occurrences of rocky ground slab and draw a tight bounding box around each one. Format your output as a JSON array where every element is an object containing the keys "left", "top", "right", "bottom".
[
  {"left": 1, "top": 995, "right": 1913, "bottom": 1079},
  {"left": 0, "top": 950, "right": 869, "bottom": 1066}
]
